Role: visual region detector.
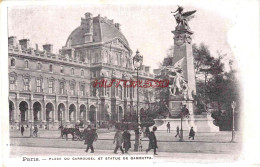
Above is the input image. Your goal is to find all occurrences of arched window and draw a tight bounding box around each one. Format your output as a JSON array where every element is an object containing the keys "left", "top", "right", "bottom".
[
  {"left": 25, "top": 60, "right": 29, "bottom": 68},
  {"left": 71, "top": 68, "right": 74, "bottom": 75},
  {"left": 60, "top": 66, "right": 64, "bottom": 74},
  {"left": 49, "top": 64, "right": 53, "bottom": 72},
  {"left": 11, "top": 58, "right": 15, "bottom": 67}
]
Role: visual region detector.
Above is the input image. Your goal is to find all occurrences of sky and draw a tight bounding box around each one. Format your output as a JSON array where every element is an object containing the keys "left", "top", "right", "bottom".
[{"left": 8, "top": 4, "right": 235, "bottom": 71}]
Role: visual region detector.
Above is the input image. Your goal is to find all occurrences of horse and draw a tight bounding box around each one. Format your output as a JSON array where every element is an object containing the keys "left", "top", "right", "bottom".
[{"left": 59, "top": 126, "right": 76, "bottom": 140}]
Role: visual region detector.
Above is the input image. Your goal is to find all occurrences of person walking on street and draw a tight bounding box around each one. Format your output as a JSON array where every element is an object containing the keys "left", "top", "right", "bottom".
[
  {"left": 33, "top": 125, "right": 38, "bottom": 137},
  {"left": 167, "top": 122, "right": 171, "bottom": 133},
  {"left": 189, "top": 127, "right": 195, "bottom": 140},
  {"left": 146, "top": 126, "right": 158, "bottom": 155},
  {"left": 84, "top": 126, "right": 98, "bottom": 153},
  {"left": 175, "top": 126, "right": 180, "bottom": 138},
  {"left": 123, "top": 129, "right": 131, "bottom": 153},
  {"left": 113, "top": 129, "right": 124, "bottom": 154},
  {"left": 21, "top": 125, "right": 24, "bottom": 136}
]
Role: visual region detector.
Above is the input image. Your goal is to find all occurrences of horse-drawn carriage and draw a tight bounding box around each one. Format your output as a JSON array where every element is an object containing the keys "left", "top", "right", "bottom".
[{"left": 59, "top": 125, "right": 85, "bottom": 141}]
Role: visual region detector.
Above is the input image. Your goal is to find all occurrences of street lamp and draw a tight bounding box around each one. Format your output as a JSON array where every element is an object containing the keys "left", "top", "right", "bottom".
[
  {"left": 179, "top": 102, "right": 185, "bottom": 142},
  {"left": 29, "top": 120, "right": 33, "bottom": 137},
  {"left": 133, "top": 49, "right": 143, "bottom": 152},
  {"left": 231, "top": 101, "right": 236, "bottom": 142},
  {"left": 60, "top": 109, "right": 63, "bottom": 137}
]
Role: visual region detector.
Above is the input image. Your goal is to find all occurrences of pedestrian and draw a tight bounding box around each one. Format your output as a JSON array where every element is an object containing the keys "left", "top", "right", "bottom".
[
  {"left": 189, "top": 127, "right": 195, "bottom": 140},
  {"left": 21, "top": 125, "right": 24, "bottom": 136},
  {"left": 34, "top": 125, "right": 38, "bottom": 137},
  {"left": 167, "top": 122, "right": 171, "bottom": 133},
  {"left": 175, "top": 126, "right": 180, "bottom": 138},
  {"left": 146, "top": 126, "right": 158, "bottom": 155},
  {"left": 113, "top": 129, "right": 124, "bottom": 154},
  {"left": 84, "top": 126, "right": 98, "bottom": 153},
  {"left": 123, "top": 129, "right": 131, "bottom": 153}
]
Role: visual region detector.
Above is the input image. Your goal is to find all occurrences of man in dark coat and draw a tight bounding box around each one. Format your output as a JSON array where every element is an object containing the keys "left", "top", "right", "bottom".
[
  {"left": 146, "top": 126, "right": 158, "bottom": 155},
  {"left": 84, "top": 127, "right": 98, "bottom": 153},
  {"left": 175, "top": 126, "right": 180, "bottom": 138},
  {"left": 189, "top": 127, "right": 195, "bottom": 140},
  {"left": 123, "top": 129, "right": 131, "bottom": 153},
  {"left": 113, "top": 129, "right": 124, "bottom": 154},
  {"left": 21, "top": 125, "right": 25, "bottom": 136},
  {"left": 167, "top": 122, "right": 170, "bottom": 133}
]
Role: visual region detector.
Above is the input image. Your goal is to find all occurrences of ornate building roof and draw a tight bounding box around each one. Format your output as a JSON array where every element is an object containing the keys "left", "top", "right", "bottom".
[{"left": 65, "top": 13, "right": 129, "bottom": 47}]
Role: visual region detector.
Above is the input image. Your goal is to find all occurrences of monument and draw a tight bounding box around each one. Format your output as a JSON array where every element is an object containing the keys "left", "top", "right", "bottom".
[{"left": 154, "top": 6, "right": 219, "bottom": 132}]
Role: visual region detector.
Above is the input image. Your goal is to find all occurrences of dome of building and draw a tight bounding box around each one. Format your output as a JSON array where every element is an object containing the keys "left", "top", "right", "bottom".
[{"left": 65, "top": 13, "right": 129, "bottom": 47}]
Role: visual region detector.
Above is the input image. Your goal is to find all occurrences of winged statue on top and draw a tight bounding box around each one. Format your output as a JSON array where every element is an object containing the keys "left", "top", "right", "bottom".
[{"left": 171, "top": 6, "right": 196, "bottom": 31}]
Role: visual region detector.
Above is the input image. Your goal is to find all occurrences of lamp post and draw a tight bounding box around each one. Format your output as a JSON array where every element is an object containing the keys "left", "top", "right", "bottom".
[
  {"left": 29, "top": 120, "right": 33, "bottom": 137},
  {"left": 133, "top": 49, "right": 143, "bottom": 152},
  {"left": 60, "top": 109, "right": 63, "bottom": 137},
  {"left": 231, "top": 101, "right": 236, "bottom": 142},
  {"left": 179, "top": 103, "right": 184, "bottom": 142},
  {"left": 18, "top": 114, "right": 21, "bottom": 130}
]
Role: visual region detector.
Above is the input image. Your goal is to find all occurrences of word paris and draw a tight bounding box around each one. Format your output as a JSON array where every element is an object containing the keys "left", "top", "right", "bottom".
[{"left": 92, "top": 79, "right": 170, "bottom": 88}]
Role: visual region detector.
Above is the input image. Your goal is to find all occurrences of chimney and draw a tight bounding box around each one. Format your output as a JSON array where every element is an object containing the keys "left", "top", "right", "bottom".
[
  {"left": 8, "top": 36, "right": 17, "bottom": 46},
  {"left": 115, "top": 23, "right": 121, "bottom": 31},
  {"left": 145, "top": 66, "right": 150, "bottom": 73},
  {"left": 43, "top": 44, "right": 53, "bottom": 53},
  {"left": 19, "top": 39, "right": 30, "bottom": 49}
]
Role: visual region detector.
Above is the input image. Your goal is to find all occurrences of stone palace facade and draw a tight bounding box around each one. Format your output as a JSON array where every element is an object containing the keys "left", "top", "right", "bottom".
[{"left": 8, "top": 13, "right": 155, "bottom": 128}]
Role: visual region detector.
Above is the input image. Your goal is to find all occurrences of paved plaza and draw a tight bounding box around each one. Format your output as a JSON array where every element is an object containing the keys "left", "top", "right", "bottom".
[{"left": 9, "top": 128, "right": 242, "bottom": 161}]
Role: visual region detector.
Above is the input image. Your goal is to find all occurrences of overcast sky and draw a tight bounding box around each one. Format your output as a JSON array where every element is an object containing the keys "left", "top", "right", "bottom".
[{"left": 8, "top": 4, "right": 235, "bottom": 71}]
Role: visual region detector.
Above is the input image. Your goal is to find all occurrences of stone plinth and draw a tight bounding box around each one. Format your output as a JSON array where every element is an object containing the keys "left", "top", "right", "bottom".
[{"left": 154, "top": 114, "right": 219, "bottom": 132}]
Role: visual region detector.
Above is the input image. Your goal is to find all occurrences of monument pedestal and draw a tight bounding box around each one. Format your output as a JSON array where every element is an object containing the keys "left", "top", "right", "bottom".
[{"left": 154, "top": 114, "right": 219, "bottom": 132}]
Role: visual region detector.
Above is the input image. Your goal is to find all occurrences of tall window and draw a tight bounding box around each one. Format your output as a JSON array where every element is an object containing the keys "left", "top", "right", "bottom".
[
  {"left": 24, "top": 78, "right": 29, "bottom": 91},
  {"left": 106, "top": 87, "right": 110, "bottom": 97},
  {"left": 71, "top": 68, "right": 74, "bottom": 75},
  {"left": 36, "top": 79, "right": 41, "bottom": 92},
  {"left": 11, "top": 58, "right": 15, "bottom": 67},
  {"left": 48, "top": 81, "right": 54, "bottom": 93},
  {"left": 80, "top": 85, "right": 85, "bottom": 96},
  {"left": 133, "top": 87, "right": 135, "bottom": 98},
  {"left": 10, "top": 76, "right": 16, "bottom": 90},
  {"left": 95, "top": 53, "right": 99, "bottom": 63},
  {"left": 81, "top": 70, "right": 84, "bottom": 76},
  {"left": 118, "top": 85, "right": 122, "bottom": 100},
  {"left": 70, "top": 82, "right": 75, "bottom": 95},
  {"left": 92, "top": 71, "right": 96, "bottom": 78},
  {"left": 60, "top": 66, "right": 64, "bottom": 74},
  {"left": 116, "top": 86, "right": 118, "bottom": 97},
  {"left": 25, "top": 60, "right": 29, "bottom": 68},
  {"left": 37, "top": 63, "right": 41, "bottom": 70},
  {"left": 49, "top": 64, "right": 53, "bottom": 72},
  {"left": 92, "top": 87, "right": 96, "bottom": 97},
  {"left": 60, "top": 82, "right": 65, "bottom": 94}
]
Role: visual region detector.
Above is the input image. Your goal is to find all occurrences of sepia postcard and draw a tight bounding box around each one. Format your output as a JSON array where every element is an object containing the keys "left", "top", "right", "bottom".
[{"left": 0, "top": 0, "right": 260, "bottom": 166}]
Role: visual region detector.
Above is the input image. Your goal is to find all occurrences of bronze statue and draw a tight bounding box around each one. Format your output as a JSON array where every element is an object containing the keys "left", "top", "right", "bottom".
[{"left": 171, "top": 6, "right": 196, "bottom": 31}]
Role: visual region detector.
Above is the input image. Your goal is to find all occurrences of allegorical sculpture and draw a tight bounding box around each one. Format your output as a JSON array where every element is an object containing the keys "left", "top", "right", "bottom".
[{"left": 171, "top": 6, "right": 196, "bottom": 31}]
